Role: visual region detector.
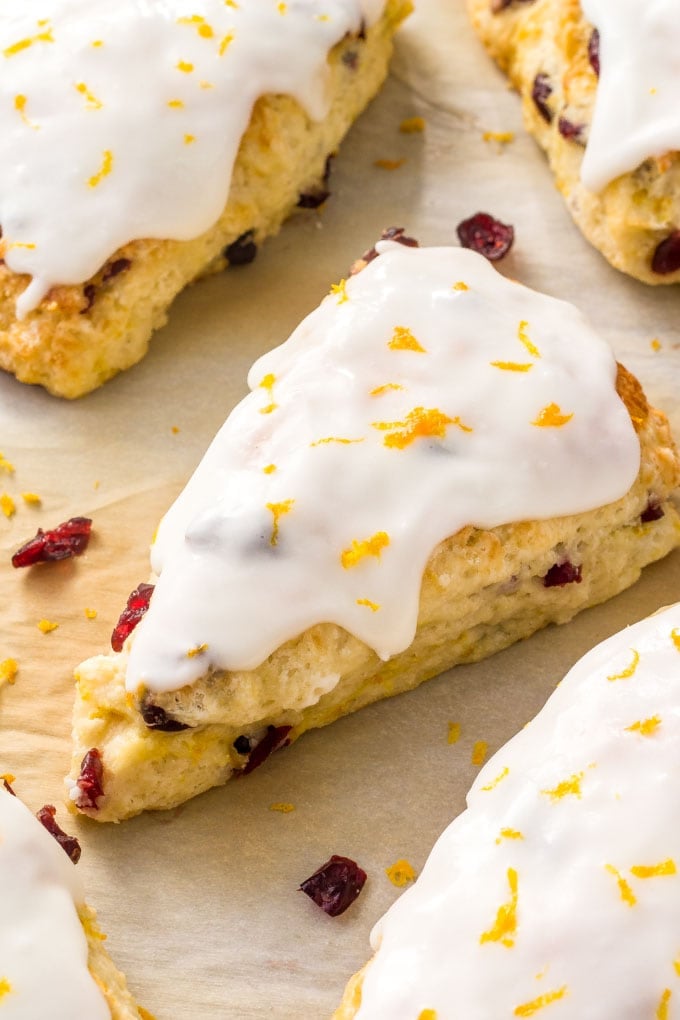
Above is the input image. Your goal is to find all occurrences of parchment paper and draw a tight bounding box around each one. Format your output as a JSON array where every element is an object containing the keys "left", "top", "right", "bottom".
[{"left": 1, "top": 1, "right": 679, "bottom": 1017}]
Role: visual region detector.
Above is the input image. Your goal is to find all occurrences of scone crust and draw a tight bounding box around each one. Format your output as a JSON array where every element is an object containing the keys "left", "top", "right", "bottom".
[
  {"left": 467, "top": 0, "right": 680, "bottom": 284},
  {"left": 79, "top": 903, "right": 149, "bottom": 1020},
  {"left": 68, "top": 366, "right": 680, "bottom": 822},
  {"left": 0, "top": 0, "right": 410, "bottom": 398}
]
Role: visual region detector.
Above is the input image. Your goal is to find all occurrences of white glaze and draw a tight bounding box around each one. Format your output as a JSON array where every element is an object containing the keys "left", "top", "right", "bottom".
[
  {"left": 0, "top": 0, "right": 382, "bottom": 316},
  {"left": 125, "top": 244, "right": 639, "bottom": 694},
  {"left": 581, "top": 0, "right": 680, "bottom": 192},
  {"left": 356, "top": 603, "right": 680, "bottom": 1019},
  {"left": 0, "top": 788, "right": 110, "bottom": 1019}
]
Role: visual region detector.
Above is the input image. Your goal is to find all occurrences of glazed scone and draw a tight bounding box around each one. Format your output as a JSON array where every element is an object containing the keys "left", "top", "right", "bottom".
[
  {"left": 67, "top": 241, "right": 680, "bottom": 822},
  {"left": 0, "top": 782, "right": 148, "bottom": 1019},
  {"left": 467, "top": 0, "right": 680, "bottom": 284},
  {"left": 0, "top": 0, "right": 410, "bottom": 398},
  {"left": 334, "top": 602, "right": 680, "bottom": 1019}
]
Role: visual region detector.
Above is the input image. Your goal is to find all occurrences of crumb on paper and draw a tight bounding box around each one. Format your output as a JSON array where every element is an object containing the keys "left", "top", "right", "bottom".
[
  {"left": 270, "top": 802, "right": 295, "bottom": 813},
  {"left": 650, "top": 338, "right": 662, "bottom": 352},
  {"left": 84, "top": 608, "right": 97, "bottom": 620},
  {"left": 0, "top": 494, "right": 16, "bottom": 518},
  {"left": 93, "top": 479, "right": 100, "bottom": 490},
  {"left": 447, "top": 721, "right": 461, "bottom": 744},
  {"left": 471, "top": 740, "right": 489, "bottom": 766},
  {"left": 385, "top": 858, "right": 417, "bottom": 887},
  {"left": 399, "top": 116, "right": 425, "bottom": 134},
  {"left": 374, "top": 158, "right": 406, "bottom": 171},
  {"left": 0, "top": 659, "right": 18, "bottom": 687},
  {"left": 171, "top": 425, "right": 180, "bottom": 434},
  {"left": 37, "top": 619, "right": 59, "bottom": 634},
  {"left": 482, "top": 130, "right": 515, "bottom": 145},
  {"left": 21, "top": 492, "right": 41, "bottom": 505}
]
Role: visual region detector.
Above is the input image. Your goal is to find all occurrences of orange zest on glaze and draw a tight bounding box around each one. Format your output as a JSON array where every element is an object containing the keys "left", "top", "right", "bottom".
[
  {"left": 418, "top": 1011, "right": 437, "bottom": 1020},
  {"left": 517, "top": 320, "right": 540, "bottom": 358},
  {"left": 630, "top": 859, "right": 676, "bottom": 879},
  {"left": 310, "top": 437, "right": 364, "bottom": 447},
  {"left": 266, "top": 500, "right": 294, "bottom": 547},
  {"left": 219, "top": 32, "right": 235, "bottom": 55},
  {"left": 625, "top": 715, "right": 661, "bottom": 737},
  {"left": 0, "top": 978, "right": 11, "bottom": 1000},
  {"left": 176, "top": 59, "right": 194, "bottom": 72},
  {"left": 388, "top": 326, "right": 426, "bottom": 353},
  {"left": 4, "top": 27, "right": 54, "bottom": 58},
  {"left": 14, "top": 94, "right": 38, "bottom": 129},
  {"left": 671, "top": 628, "right": 680, "bottom": 652},
  {"left": 87, "top": 149, "right": 113, "bottom": 188},
  {"left": 177, "top": 15, "right": 215, "bottom": 38},
  {"left": 258, "top": 372, "right": 277, "bottom": 414},
  {"left": 341, "top": 531, "right": 390, "bottom": 569},
  {"left": 481, "top": 766, "right": 509, "bottom": 791},
  {"left": 370, "top": 382, "right": 404, "bottom": 397},
  {"left": 75, "top": 82, "right": 102, "bottom": 109},
  {"left": 356, "top": 598, "right": 380, "bottom": 612},
  {"left": 490, "top": 361, "right": 533, "bottom": 372},
  {"left": 263, "top": 464, "right": 276, "bottom": 475},
  {"left": 480, "top": 867, "right": 518, "bottom": 948},
  {"left": 531, "top": 403, "right": 573, "bottom": 428},
  {"left": 541, "top": 771, "right": 584, "bottom": 801},
  {"left": 605, "top": 864, "right": 636, "bottom": 907},
  {"left": 607, "top": 649, "right": 640, "bottom": 682},
  {"left": 657, "top": 989, "right": 672, "bottom": 1020},
  {"left": 496, "top": 828, "right": 524, "bottom": 845},
  {"left": 187, "top": 643, "right": 208, "bottom": 658},
  {"left": 372, "top": 406, "right": 472, "bottom": 449},
  {"left": 329, "top": 279, "right": 348, "bottom": 304},
  {"left": 514, "top": 987, "right": 568, "bottom": 1016},
  {"left": 453, "top": 281, "right": 469, "bottom": 291}
]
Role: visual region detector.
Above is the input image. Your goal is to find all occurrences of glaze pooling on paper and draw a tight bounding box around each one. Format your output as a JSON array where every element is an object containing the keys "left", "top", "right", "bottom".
[
  {"left": 125, "top": 244, "right": 639, "bottom": 693},
  {"left": 355, "top": 603, "right": 680, "bottom": 1019},
  {"left": 0, "top": 788, "right": 109, "bottom": 1019},
  {"left": 0, "top": 0, "right": 383, "bottom": 315},
  {"left": 581, "top": 0, "right": 680, "bottom": 192}
]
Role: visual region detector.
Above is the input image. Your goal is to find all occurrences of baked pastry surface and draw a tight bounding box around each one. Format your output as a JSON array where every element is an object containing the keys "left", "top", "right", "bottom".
[
  {"left": 0, "top": 0, "right": 409, "bottom": 398},
  {"left": 66, "top": 244, "right": 680, "bottom": 823},
  {"left": 0, "top": 784, "right": 146, "bottom": 1019},
  {"left": 334, "top": 601, "right": 680, "bottom": 1018},
  {"left": 467, "top": 0, "right": 680, "bottom": 284}
]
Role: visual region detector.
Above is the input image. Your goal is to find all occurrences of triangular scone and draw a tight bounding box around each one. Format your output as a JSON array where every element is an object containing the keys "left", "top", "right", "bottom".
[
  {"left": 67, "top": 242, "right": 680, "bottom": 822},
  {"left": 334, "top": 602, "right": 680, "bottom": 1019},
  {"left": 0, "top": 0, "right": 410, "bottom": 398},
  {"left": 0, "top": 784, "right": 148, "bottom": 1019},
  {"left": 467, "top": 0, "right": 680, "bottom": 284}
]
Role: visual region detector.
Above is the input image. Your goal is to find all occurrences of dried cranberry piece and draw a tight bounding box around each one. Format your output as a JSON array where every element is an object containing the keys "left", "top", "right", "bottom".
[
  {"left": 298, "top": 156, "right": 333, "bottom": 209},
  {"left": 558, "top": 117, "right": 586, "bottom": 145},
  {"left": 225, "top": 230, "right": 258, "bottom": 266},
  {"left": 238, "top": 725, "right": 292, "bottom": 776},
  {"left": 11, "top": 516, "right": 92, "bottom": 568},
  {"left": 111, "top": 582, "right": 154, "bottom": 652},
  {"left": 542, "top": 561, "right": 582, "bottom": 587},
  {"left": 36, "top": 805, "right": 81, "bottom": 864},
  {"left": 300, "top": 854, "right": 367, "bottom": 916},
  {"left": 588, "top": 28, "right": 600, "bottom": 77},
  {"left": 352, "top": 225, "right": 420, "bottom": 274},
  {"left": 342, "top": 49, "right": 358, "bottom": 70},
  {"left": 102, "top": 257, "right": 131, "bottom": 283},
  {"left": 75, "top": 748, "right": 104, "bottom": 811},
  {"left": 457, "top": 212, "right": 514, "bottom": 261},
  {"left": 640, "top": 498, "right": 664, "bottom": 523},
  {"left": 2, "top": 777, "right": 15, "bottom": 796},
  {"left": 652, "top": 231, "right": 680, "bottom": 275},
  {"left": 141, "top": 702, "right": 190, "bottom": 732},
  {"left": 81, "top": 283, "right": 97, "bottom": 313},
  {"left": 232, "top": 734, "right": 252, "bottom": 756},
  {"left": 532, "top": 73, "right": 554, "bottom": 123}
]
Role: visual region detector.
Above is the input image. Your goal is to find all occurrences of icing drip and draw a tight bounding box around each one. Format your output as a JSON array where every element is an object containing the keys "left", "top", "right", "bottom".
[
  {"left": 581, "top": 0, "right": 680, "bottom": 192},
  {"left": 0, "top": 0, "right": 383, "bottom": 316},
  {"left": 0, "top": 788, "right": 110, "bottom": 1019},
  {"left": 355, "top": 603, "right": 680, "bottom": 1018},
  {"left": 125, "top": 244, "right": 639, "bottom": 693}
]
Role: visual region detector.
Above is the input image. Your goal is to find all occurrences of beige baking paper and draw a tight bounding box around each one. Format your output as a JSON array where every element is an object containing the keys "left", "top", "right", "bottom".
[{"left": 1, "top": 1, "right": 679, "bottom": 1017}]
